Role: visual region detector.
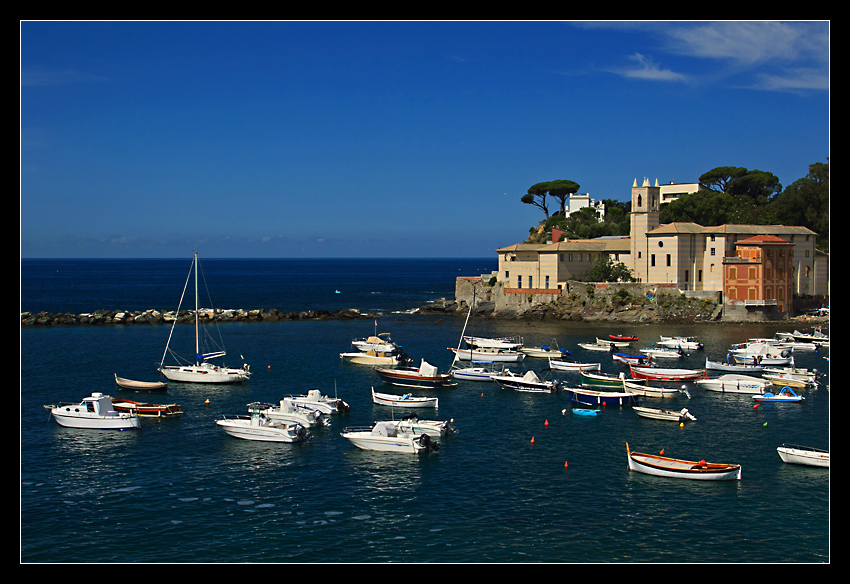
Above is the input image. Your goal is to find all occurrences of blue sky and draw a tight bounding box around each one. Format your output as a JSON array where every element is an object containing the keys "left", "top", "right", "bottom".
[{"left": 20, "top": 21, "right": 829, "bottom": 259}]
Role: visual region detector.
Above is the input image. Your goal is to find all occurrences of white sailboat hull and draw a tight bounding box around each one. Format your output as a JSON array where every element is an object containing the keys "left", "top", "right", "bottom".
[{"left": 160, "top": 363, "right": 250, "bottom": 384}]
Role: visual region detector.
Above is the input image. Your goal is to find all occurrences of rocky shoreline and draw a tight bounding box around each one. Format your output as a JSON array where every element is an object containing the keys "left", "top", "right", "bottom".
[{"left": 20, "top": 307, "right": 376, "bottom": 327}]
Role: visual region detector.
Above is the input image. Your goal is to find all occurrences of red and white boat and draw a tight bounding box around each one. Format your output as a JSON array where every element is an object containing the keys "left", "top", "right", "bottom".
[
  {"left": 626, "top": 443, "right": 742, "bottom": 481},
  {"left": 609, "top": 334, "right": 639, "bottom": 342},
  {"left": 629, "top": 365, "right": 707, "bottom": 381},
  {"left": 111, "top": 399, "right": 183, "bottom": 417}
]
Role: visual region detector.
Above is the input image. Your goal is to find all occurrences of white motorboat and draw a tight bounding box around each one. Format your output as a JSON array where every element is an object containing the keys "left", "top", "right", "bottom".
[
  {"left": 248, "top": 401, "right": 330, "bottom": 428},
  {"left": 462, "top": 336, "right": 523, "bottom": 350},
  {"left": 705, "top": 358, "right": 764, "bottom": 373},
  {"left": 351, "top": 333, "right": 399, "bottom": 354},
  {"left": 492, "top": 370, "right": 561, "bottom": 393},
  {"left": 762, "top": 366, "right": 819, "bottom": 385},
  {"left": 658, "top": 336, "right": 704, "bottom": 350},
  {"left": 776, "top": 444, "right": 829, "bottom": 468},
  {"left": 44, "top": 393, "right": 140, "bottom": 430},
  {"left": 159, "top": 253, "right": 251, "bottom": 384},
  {"left": 639, "top": 347, "right": 686, "bottom": 359},
  {"left": 695, "top": 374, "right": 770, "bottom": 394},
  {"left": 634, "top": 407, "right": 697, "bottom": 422},
  {"left": 449, "top": 347, "right": 526, "bottom": 362},
  {"left": 547, "top": 358, "right": 601, "bottom": 372},
  {"left": 371, "top": 387, "right": 438, "bottom": 408},
  {"left": 730, "top": 343, "right": 792, "bottom": 366},
  {"left": 379, "top": 413, "right": 457, "bottom": 437},
  {"left": 775, "top": 327, "right": 829, "bottom": 344},
  {"left": 612, "top": 353, "right": 652, "bottom": 366},
  {"left": 340, "top": 350, "right": 408, "bottom": 366},
  {"left": 283, "top": 389, "right": 350, "bottom": 415},
  {"left": 566, "top": 387, "right": 641, "bottom": 406},
  {"left": 216, "top": 413, "right": 310, "bottom": 443},
  {"left": 340, "top": 422, "right": 438, "bottom": 453}
]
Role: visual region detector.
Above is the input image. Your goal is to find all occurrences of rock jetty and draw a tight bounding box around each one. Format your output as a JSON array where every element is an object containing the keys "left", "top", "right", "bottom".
[{"left": 21, "top": 307, "right": 373, "bottom": 327}]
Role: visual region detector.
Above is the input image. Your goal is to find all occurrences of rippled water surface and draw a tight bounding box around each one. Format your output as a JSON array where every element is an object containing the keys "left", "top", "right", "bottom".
[{"left": 21, "top": 260, "right": 829, "bottom": 562}]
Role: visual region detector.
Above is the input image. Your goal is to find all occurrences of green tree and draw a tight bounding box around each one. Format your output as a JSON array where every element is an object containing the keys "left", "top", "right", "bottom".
[
  {"left": 522, "top": 182, "right": 551, "bottom": 220},
  {"left": 769, "top": 160, "right": 829, "bottom": 251},
  {"left": 584, "top": 256, "right": 636, "bottom": 282},
  {"left": 547, "top": 180, "right": 581, "bottom": 216}
]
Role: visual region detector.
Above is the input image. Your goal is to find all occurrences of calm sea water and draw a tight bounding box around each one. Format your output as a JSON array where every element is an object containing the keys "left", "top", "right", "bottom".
[{"left": 20, "top": 259, "right": 830, "bottom": 563}]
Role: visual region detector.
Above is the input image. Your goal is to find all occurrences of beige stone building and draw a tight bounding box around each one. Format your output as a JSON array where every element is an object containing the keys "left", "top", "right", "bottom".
[{"left": 494, "top": 177, "right": 828, "bottom": 316}]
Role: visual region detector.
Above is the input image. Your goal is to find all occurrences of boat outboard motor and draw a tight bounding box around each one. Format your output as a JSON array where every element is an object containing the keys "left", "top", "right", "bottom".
[
  {"left": 418, "top": 434, "right": 439, "bottom": 451},
  {"left": 313, "top": 410, "right": 331, "bottom": 427},
  {"left": 552, "top": 380, "right": 561, "bottom": 392}
]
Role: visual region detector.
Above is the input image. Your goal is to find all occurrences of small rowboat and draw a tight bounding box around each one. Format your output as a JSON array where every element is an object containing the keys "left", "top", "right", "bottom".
[
  {"left": 581, "top": 371, "right": 646, "bottom": 388},
  {"left": 449, "top": 347, "right": 526, "bottom": 362},
  {"left": 548, "top": 358, "right": 601, "bottom": 372},
  {"left": 566, "top": 387, "right": 640, "bottom": 406},
  {"left": 633, "top": 406, "right": 696, "bottom": 422},
  {"left": 114, "top": 373, "right": 167, "bottom": 392},
  {"left": 626, "top": 443, "right": 741, "bottom": 481},
  {"left": 568, "top": 408, "right": 601, "bottom": 417},
  {"left": 630, "top": 365, "right": 707, "bottom": 381},
  {"left": 776, "top": 444, "right": 829, "bottom": 468},
  {"left": 609, "top": 334, "right": 639, "bottom": 342},
  {"left": 612, "top": 353, "right": 651, "bottom": 366},
  {"left": 623, "top": 380, "right": 681, "bottom": 398},
  {"left": 371, "top": 387, "right": 438, "bottom": 408},
  {"left": 764, "top": 374, "right": 808, "bottom": 389},
  {"left": 753, "top": 387, "right": 804, "bottom": 403},
  {"left": 111, "top": 399, "right": 182, "bottom": 417},
  {"left": 578, "top": 342, "right": 613, "bottom": 352},
  {"left": 705, "top": 359, "right": 764, "bottom": 373}
]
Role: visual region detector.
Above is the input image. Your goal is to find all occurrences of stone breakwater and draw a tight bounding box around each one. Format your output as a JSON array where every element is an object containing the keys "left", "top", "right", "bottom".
[{"left": 21, "top": 307, "right": 374, "bottom": 326}]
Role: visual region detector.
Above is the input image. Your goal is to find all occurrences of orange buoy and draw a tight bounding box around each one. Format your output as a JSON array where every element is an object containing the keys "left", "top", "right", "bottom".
[
  {"left": 564, "top": 461, "right": 568, "bottom": 468},
  {"left": 544, "top": 419, "right": 549, "bottom": 426},
  {"left": 531, "top": 437, "right": 535, "bottom": 444},
  {"left": 660, "top": 448, "right": 665, "bottom": 455}
]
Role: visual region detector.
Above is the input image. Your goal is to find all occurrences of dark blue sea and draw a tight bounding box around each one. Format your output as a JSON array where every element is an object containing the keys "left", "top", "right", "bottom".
[{"left": 21, "top": 258, "right": 830, "bottom": 563}]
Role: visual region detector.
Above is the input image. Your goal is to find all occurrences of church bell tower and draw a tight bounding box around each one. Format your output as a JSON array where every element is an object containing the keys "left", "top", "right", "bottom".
[{"left": 629, "top": 177, "right": 661, "bottom": 282}]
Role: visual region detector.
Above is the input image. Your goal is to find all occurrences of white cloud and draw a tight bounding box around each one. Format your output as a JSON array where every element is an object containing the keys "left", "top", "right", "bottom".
[{"left": 615, "top": 52, "right": 687, "bottom": 82}]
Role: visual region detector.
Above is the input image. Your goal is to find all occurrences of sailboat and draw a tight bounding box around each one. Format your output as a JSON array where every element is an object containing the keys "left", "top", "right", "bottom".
[
  {"left": 449, "top": 291, "right": 502, "bottom": 381},
  {"left": 158, "top": 253, "right": 251, "bottom": 384}
]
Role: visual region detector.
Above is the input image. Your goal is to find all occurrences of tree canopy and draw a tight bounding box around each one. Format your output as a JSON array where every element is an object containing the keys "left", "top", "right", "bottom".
[{"left": 521, "top": 179, "right": 581, "bottom": 220}]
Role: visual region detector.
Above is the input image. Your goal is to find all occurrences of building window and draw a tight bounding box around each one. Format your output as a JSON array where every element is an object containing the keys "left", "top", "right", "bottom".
[
  {"left": 651, "top": 254, "right": 656, "bottom": 267},
  {"left": 710, "top": 248, "right": 715, "bottom": 256},
  {"left": 529, "top": 276, "right": 533, "bottom": 289},
  {"left": 698, "top": 270, "right": 703, "bottom": 282},
  {"left": 666, "top": 254, "right": 671, "bottom": 266},
  {"left": 545, "top": 275, "right": 550, "bottom": 289},
  {"left": 517, "top": 275, "right": 522, "bottom": 289},
  {"left": 658, "top": 241, "right": 664, "bottom": 248}
]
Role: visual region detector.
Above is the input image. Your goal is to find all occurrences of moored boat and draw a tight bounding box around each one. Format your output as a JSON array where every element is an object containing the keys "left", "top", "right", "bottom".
[
  {"left": 379, "top": 413, "right": 457, "bottom": 437},
  {"left": 249, "top": 400, "right": 330, "bottom": 427},
  {"left": 705, "top": 358, "right": 764, "bottom": 373},
  {"left": 629, "top": 365, "right": 707, "bottom": 381},
  {"left": 340, "top": 350, "right": 408, "bottom": 366},
  {"left": 581, "top": 371, "right": 645, "bottom": 388},
  {"left": 450, "top": 362, "right": 502, "bottom": 381},
  {"left": 44, "top": 393, "right": 140, "bottom": 430},
  {"left": 658, "top": 336, "right": 704, "bottom": 350},
  {"left": 158, "top": 253, "right": 251, "bottom": 384},
  {"left": 547, "top": 358, "right": 601, "bottom": 372},
  {"left": 216, "top": 413, "right": 310, "bottom": 443},
  {"left": 776, "top": 444, "right": 829, "bottom": 468},
  {"left": 639, "top": 347, "right": 685, "bottom": 359},
  {"left": 696, "top": 374, "right": 770, "bottom": 394},
  {"left": 622, "top": 379, "right": 681, "bottom": 398},
  {"left": 753, "top": 387, "right": 804, "bottom": 403},
  {"left": 492, "top": 370, "right": 561, "bottom": 393},
  {"left": 609, "top": 334, "right": 639, "bottom": 342},
  {"left": 520, "top": 345, "right": 569, "bottom": 358},
  {"left": 110, "top": 398, "right": 182, "bottom": 417},
  {"left": 371, "top": 387, "right": 438, "bottom": 408},
  {"left": 626, "top": 443, "right": 741, "bottom": 481},
  {"left": 565, "top": 387, "right": 640, "bottom": 406},
  {"left": 114, "top": 373, "right": 167, "bottom": 392},
  {"left": 375, "top": 359, "right": 457, "bottom": 389},
  {"left": 449, "top": 347, "right": 526, "bottom": 362},
  {"left": 283, "top": 389, "right": 350, "bottom": 415},
  {"left": 633, "top": 406, "right": 697, "bottom": 422},
  {"left": 340, "top": 422, "right": 438, "bottom": 454},
  {"left": 462, "top": 336, "right": 523, "bottom": 350},
  {"left": 612, "top": 353, "right": 652, "bottom": 366}
]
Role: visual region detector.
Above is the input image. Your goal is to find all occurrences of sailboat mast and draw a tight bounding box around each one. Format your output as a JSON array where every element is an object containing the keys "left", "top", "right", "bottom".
[{"left": 194, "top": 251, "right": 199, "bottom": 361}]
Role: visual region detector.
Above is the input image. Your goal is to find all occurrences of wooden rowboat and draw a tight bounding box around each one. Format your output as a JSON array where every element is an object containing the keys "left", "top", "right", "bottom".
[
  {"left": 633, "top": 407, "right": 696, "bottom": 422},
  {"left": 626, "top": 443, "right": 741, "bottom": 481},
  {"left": 114, "top": 373, "right": 167, "bottom": 392},
  {"left": 110, "top": 398, "right": 182, "bottom": 417},
  {"left": 629, "top": 365, "right": 708, "bottom": 381}
]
